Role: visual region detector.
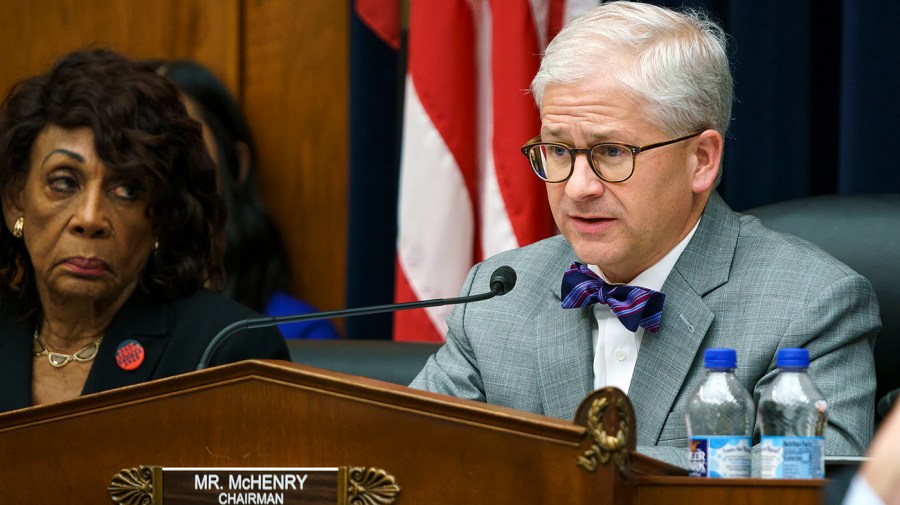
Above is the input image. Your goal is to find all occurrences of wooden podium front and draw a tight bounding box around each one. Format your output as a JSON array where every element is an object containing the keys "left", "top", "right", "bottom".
[{"left": 0, "top": 360, "right": 825, "bottom": 504}]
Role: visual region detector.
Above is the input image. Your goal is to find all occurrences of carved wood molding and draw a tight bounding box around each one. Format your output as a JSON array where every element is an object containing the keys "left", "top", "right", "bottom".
[
  {"left": 574, "top": 387, "right": 637, "bottom": 475},
  {"left": 345, "top": 466, "right": 401, "bottom": 504},
  {"left": 108, "top": 465, "right": 158, "bottom": 505}
]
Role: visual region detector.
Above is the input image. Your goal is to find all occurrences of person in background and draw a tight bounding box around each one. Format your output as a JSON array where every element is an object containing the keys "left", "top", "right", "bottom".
[
  {"left": 0, "top": 49, "right": 289, "bottom": 413},
  {"left": 410, "top": 1, "right": 879, "bottom": 468},
  {"left": 153, "top": 60, "right": 338, "bottom": 340}
]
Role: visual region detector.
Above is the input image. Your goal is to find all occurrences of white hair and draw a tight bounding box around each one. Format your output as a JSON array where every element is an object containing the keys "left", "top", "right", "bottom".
[{"left": 531, "top": 1, "right": 733, "bottom": 137}]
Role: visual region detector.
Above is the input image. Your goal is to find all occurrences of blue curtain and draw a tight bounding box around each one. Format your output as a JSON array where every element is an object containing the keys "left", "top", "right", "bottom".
[
  {"left": 673, "top": 0, "right": 900, "bottom": 210},
  {"left": 345, "top": 0, "right": 900, "bottom": 338},
  {"left": 838, "top": 0, "right": 900, "bottom": 194},
  {"left": 345, "top": 3, "right": 403, "bottom": 339}
]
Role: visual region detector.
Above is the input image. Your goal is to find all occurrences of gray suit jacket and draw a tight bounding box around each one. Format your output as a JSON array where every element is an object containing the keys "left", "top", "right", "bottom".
[{"left": 411, "top": 192, "right": 880, "bottom": 467}]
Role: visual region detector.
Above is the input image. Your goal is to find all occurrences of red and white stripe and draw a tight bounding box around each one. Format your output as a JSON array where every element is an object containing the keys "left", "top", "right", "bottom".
[
  {"left": 395, "top": 0, "right": 596, "bottom": 342},
  {"left": 355, "top": 0, "right": 402, "bottom": 50}
]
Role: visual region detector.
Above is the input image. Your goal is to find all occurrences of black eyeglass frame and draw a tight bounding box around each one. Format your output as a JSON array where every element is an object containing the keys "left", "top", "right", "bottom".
[{"left": 520, "top": 131, "right": 704, "bottom": 183}]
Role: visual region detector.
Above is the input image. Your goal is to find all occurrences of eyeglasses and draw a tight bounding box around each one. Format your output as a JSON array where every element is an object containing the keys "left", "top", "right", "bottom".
[{"left": 520, "top": 131, "right": 703, "bottom": 183}]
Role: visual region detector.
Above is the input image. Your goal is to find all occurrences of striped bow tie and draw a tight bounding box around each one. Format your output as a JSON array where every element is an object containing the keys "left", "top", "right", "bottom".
[{"left": 560, "top": 262, "right": 666, "bottom": 333}]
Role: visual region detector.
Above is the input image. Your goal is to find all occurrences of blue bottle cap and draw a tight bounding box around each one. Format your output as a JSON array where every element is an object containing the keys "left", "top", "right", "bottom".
[
  {"left": 704, "top": 348, "right": 737, "bottom": 369},
  {"left": 776, "top": 348, "right": 810, "bottom": 368}
]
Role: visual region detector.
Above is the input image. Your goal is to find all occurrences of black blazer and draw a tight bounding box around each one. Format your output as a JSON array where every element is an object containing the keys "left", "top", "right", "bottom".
[{"left": 0, "top": 288, "right": 290, "bottom": 413}]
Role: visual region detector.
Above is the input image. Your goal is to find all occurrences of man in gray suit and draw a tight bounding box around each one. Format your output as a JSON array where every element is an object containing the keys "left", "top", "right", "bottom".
[{"left": 411, "top": 1, "right": 880, "bottom": 468}]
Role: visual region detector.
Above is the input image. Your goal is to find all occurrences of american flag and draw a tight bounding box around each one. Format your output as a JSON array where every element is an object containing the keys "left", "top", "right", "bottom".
[{"left": 357, "top": 0, "right": 596, "bottom": 342}]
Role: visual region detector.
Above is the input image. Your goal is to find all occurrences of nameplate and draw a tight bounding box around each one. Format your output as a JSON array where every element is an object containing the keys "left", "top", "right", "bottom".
[{"left": 108, "top": 466, "right": 400, "bottom": 505}]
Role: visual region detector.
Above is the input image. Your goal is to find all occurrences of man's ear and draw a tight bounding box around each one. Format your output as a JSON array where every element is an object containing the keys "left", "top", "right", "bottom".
[{"left": 691, "top": 129, "right": 723, "bottom": 194}]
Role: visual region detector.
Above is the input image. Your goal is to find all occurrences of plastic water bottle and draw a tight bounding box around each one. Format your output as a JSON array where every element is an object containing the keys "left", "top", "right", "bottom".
[
  {"left": 686, "top": 348, "right": 755, "bottom": 477},
  {"left": 756, "top": 348, "right": 827, "bottom": 479}
]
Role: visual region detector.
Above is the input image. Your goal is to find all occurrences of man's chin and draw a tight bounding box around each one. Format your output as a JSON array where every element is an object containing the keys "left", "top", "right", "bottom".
[
  {"left": 564, "top": 230, "right": 615, "bottom": 263},
  {"left": 571, "top": 247, "right": 617, "bottom": 270}
]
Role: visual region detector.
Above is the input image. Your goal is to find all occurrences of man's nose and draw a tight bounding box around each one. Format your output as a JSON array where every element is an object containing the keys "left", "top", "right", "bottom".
[{"left": 564, "top": 153, "right": 606, "bottom": 200}]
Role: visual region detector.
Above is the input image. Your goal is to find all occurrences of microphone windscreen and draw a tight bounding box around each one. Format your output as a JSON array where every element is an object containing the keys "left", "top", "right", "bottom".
[{"left": 489, "top": 266, "right": 517, "bottom": 296}]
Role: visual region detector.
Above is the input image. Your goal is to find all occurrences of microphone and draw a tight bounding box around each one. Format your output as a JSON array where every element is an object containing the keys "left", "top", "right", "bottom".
[
  {"left": 197, "top": 265, "right": 517, "bottom": 370},
  {"left": 878, "top": 388, "right": 900, "bottom": 418}
]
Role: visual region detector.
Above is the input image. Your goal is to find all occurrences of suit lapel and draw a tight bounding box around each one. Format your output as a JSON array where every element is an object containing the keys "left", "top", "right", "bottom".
[
  {"left": 628, "top": 271, "right": 712, "bottom": 444},
  {"left": 627, "top": 192, "right": 740, "bottom": 445},
  {"left": 82, "top": 291, "right": 170, "bottom": 395},
  {"left": 536, "top": 243, "right": 594, "bottom": 420}
]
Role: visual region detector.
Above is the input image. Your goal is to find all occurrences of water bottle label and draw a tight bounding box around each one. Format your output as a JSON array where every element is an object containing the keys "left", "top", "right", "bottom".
[
  {"left": 758, "top": 436, "right": 825, "bottom": 479},
  {"left": 689, "top": 436, "right": 751, "bottom": 477}
]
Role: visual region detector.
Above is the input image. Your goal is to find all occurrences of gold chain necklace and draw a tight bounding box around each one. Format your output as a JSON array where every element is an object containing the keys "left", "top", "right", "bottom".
[{"left": 32, "top": 330, "right": 103, "bottom": 368}]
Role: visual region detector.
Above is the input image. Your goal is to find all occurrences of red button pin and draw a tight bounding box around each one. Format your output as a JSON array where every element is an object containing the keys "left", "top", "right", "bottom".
[{"left": 116, "top": 339, "right": 145, "bottom": 371}]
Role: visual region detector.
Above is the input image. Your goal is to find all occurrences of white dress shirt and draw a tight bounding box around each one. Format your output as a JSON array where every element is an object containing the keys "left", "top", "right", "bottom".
[{"left": 590, "top": 219, "right": 701, "bottom": 393}]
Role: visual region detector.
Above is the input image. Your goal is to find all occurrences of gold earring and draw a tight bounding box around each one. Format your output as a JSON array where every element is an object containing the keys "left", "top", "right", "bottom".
[
  {"left": 11, "top": 217, "right": 24, "bottom": 239},
  {"left": 153, "top": 238, "right": 159, "bottom": 253}
]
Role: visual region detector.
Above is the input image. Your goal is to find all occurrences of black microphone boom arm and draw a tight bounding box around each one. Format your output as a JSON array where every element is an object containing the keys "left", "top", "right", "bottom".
[{"left": 197, "top": 265, "right": 517, "bottom": 370}]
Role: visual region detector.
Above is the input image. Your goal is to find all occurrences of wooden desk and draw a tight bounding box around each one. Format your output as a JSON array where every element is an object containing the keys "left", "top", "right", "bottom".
[{"left": 0, "top": 360, "right": 823, "bottom": 504}]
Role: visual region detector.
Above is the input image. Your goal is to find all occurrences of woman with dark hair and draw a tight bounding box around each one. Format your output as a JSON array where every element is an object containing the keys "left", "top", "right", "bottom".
[
  {"left": 0, "top": 49, "right": 289, "bottom": 413},
  {"left": 154, "top": 60, "right": 337, "bottom": 340}
]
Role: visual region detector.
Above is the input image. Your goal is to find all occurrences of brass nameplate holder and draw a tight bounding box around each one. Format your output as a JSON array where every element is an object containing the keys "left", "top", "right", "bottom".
[{"left": 108, "top": 466, "right": 400, "bottom": 505}]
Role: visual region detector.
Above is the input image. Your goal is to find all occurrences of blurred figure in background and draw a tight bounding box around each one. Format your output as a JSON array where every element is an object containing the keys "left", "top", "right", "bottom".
[{"left": 153, "top": 60, "right": 337, "bottom": 340}]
